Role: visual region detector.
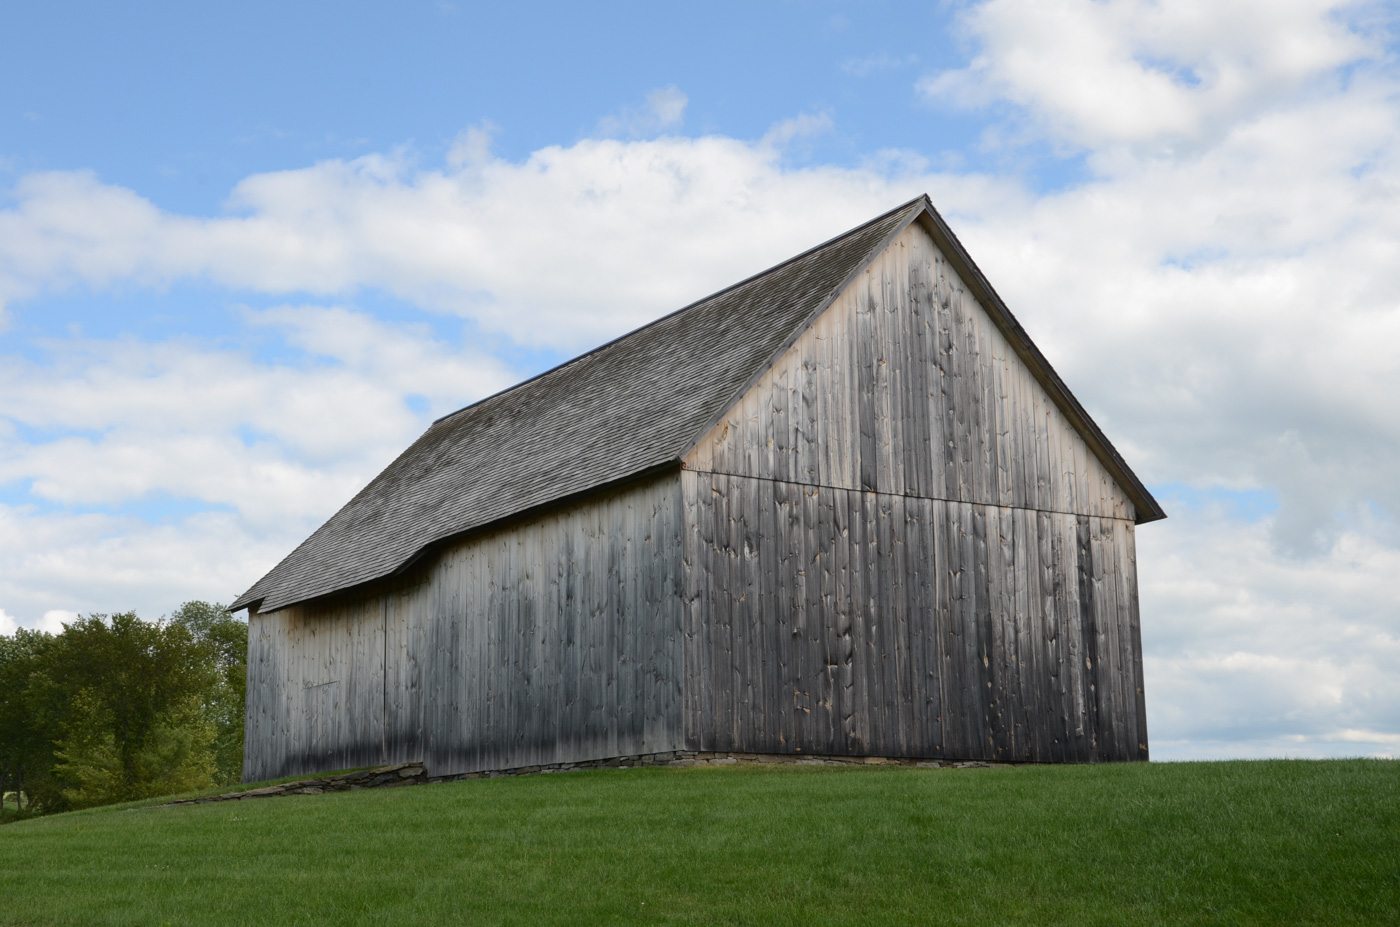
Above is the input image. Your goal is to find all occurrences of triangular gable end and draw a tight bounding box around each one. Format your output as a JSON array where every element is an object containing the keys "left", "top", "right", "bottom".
[{"left": 683, "top": 199, "right": 1164, "bottom": 525}]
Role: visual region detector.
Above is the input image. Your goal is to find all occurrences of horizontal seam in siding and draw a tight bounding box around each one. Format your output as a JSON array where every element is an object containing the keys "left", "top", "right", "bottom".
[{"left": 686, "top": 467, "right": 1138, "bottom": 525}]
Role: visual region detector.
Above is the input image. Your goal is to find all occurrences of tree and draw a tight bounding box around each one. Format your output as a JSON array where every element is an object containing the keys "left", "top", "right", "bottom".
[
  {"left": 1, "top": 604, "right": 247, "bottom": 816},
  {"left": 29, "top": 613, "right": 219, "bottom": 809},
  {"left": 0, "top": 629, "right": 56, "bottom": 815},
  {"left": 54, "top": 690, "right": 216, "bottom": 808},
  {"left": 170, "top": 601, "right": 248, "bottom": 785}
]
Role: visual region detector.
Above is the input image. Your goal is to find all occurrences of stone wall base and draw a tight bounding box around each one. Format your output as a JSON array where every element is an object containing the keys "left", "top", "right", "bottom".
[
  {"left": 435, "top": 751, "right": 997, "bottom": 781},
  {"left": 168, "top": 752, "right": 1001, "bottom": 805}
]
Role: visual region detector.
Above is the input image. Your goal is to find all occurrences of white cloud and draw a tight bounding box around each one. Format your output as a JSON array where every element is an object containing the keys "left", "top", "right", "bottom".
[
  {"left": 0, "top": 504, "right": 290, "bottom": 627},
  {"left": 0, "top": 307, "right": 516, "bottom": 523},
  {"left": 595, "top": 85, "right": 689, "bottom": 138},
  {"left": 1141, "top": 505, "right": 1400, "bottom": 758},
  {"left": 906, "top": 2, "right": 1400, "bottom": 546},
  {"left": 919, "top": 0, "right": 1374, "bottom": 153},
  {"left": 446, "top": 121, "right": 498, "bottom": 169},
  {"left": 0, "top": 132, "right": 984, "bottom": 351},
  {"left": 0, "top": 606, "right": 66, "bottom": 637},
  {"left": 37, "top": 610, "right": 75, "bottom": 633},
  {"left": 0, "top": 303, "right": 519, "bottom": 628},
  {"left": 759, "top": 111, "right": 835, "bottom": 148}
]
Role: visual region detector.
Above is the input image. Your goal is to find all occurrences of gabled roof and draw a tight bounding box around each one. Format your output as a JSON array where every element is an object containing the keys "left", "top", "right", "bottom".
[
  {"left": 231, "top": 198, "right": 923, "bottom": 612},
  {"left": 233, "top": 195, "right": 1163, "bottom": 614}
]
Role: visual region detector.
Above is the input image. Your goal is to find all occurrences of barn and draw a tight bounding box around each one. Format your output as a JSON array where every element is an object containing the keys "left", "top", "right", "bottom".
[{"left": 231, "top": 195, "right": 1164, "bottom": 781}]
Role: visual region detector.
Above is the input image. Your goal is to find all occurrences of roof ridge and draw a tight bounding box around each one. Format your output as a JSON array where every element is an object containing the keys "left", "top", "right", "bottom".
[
  {"left": 432, "top": 194, "right": 931, "bottom": 426},
  {"left": 232, "top": 188, "right": 1165, "bottom": 614}
]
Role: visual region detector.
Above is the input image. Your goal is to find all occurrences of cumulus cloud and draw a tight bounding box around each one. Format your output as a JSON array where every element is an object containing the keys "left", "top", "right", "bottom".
[
  {"left": 0, "top": 304, "right": 518, "bottom": 625},
  {"left": 0, "top": 131, "right": 982, "bottom": 351},
  {"left": 38, "top": 610, "right": 76, "bottom": 633},
  {"left": 922, "top": 1, "right": 1400, "bottom": 556},
  {"left": 0, "top": 307, "right": 515, "bottom": 523},
  {"left": 759, "top": 111, "right": 836, "bottom": 149},
  {"left": 0, "top": 504, "right": 288, "bottom": 625},
  {"left": 1140, "top": 506, "right": 1400, "bottom": 758},
  {"left": 0, "top": 606, "right": 62, "bottom": 637},
  {"left": 595, "top": 85, "right": 689, "bottom": 138},
  {"left": 919, "top": 0, "right": 1374, "bottom": 153},
  {"left": 446, "top": 121, "right": 498, "bottom": 169}
]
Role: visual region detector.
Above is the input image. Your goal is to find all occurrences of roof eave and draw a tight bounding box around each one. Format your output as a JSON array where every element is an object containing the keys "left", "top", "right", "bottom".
[
  {"left": 228, "top": 593, "right": 262, "bottom": 614},
  {"left": 238, "top": 459, "right": 686, "bottom": 615}
]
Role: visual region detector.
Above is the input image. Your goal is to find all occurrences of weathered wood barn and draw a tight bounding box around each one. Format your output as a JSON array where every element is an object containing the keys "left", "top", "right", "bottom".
[{"left": 232, "top": 196, "right": 1164, "bottom": 781}]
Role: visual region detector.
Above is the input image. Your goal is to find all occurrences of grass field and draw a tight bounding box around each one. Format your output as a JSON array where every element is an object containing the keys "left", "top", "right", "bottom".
[{"left": 1, "top": 759, "right": 1395, "bottom": 925}]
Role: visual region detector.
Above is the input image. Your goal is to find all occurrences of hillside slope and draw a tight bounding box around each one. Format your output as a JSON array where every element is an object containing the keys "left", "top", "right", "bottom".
[{"left": 2, "top": 760, "right": 1395, "bottom": 925}]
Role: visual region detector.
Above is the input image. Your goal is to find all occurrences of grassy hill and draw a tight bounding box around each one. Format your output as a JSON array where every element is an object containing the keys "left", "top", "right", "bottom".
[{"left": 1, "top": 759, "right": 1395, "bottom": 925}]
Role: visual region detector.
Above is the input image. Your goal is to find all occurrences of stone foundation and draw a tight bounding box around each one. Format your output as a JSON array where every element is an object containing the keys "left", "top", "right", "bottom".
[
  {"left": 435, "top": 751, "right": 997, "bottom": 780},
  {"left": 166, "top": 752, "right": 1000, "bottom": 805},
  {"left": 166, "top": 763, "right": 430, "bottom": 805}
]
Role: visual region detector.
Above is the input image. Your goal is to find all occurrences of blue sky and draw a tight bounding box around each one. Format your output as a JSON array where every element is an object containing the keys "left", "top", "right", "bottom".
[
  {"left": 9, "top": 3, "right": 982, "bottom": 202},
  {"left": 5, "top": 2, "right": 983, "bottom": 358},
  {"left": 2, "top": 1, "right": 1398, "bottom": 760}
]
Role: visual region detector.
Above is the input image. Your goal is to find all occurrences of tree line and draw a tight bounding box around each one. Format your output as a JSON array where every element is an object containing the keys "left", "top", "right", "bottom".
[{"left": 0, "top": 602, "right": 245, "bottom": 819}]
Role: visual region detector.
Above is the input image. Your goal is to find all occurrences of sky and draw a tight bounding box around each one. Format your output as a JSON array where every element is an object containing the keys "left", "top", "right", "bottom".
[{"left": 1, "top": 0, "right": 1397, "bottom": 761}]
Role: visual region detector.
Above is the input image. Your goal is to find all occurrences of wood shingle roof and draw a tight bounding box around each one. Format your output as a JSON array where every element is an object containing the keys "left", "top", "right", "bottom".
[
  {"left": 232, "top": 195, "right": 1162, "bottom": 614},
  {"left": 232, "top": 198, "right": 925, "bottom": 612}
]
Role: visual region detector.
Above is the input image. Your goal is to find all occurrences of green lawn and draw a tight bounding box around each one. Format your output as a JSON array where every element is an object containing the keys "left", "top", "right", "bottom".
[{"left": 1, "top": 760, "right": 1395, "bottom": 925}]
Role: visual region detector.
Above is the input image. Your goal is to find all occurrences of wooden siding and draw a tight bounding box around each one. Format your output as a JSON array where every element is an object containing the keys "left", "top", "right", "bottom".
[
  {"left": 681, "top": 219, "right": 1147, "bottom": 762},
  {"left": 244, "top": 474, "right": 685, "bottom": 781},
  {"left": 682, "top": 470, "right": 1146, "bottom": 762},
  {"left": 243, "top": 210, "right": 1153, "bottom": 778},
  {"left": 687, "top": 222, "right": 1136, "bottom": 522},
  {"left": 244, "top": 597, "right": 389, "bottom": 779}
]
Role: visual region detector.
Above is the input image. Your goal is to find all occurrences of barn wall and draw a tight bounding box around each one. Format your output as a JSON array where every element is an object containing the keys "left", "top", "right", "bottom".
[
  {"left": 244, "top": 597, "right": 389, "bottom": 780},
  {"left": 680, "top": 219, "right": 1147, "bottom": 762},
  {"left": 682, "top": 470, "right": 1146, "bottom": 762},
  {"left": 244, "top": 473, "right": 685, "bottom": 781},
  {"left": 687, "top": 222, "right": 1136, "bottom": 522}
]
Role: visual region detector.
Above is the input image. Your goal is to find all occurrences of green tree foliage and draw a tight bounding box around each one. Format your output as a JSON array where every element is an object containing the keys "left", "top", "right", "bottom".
[
  {"left": 0, "top": 628, "right": 56, "bottom": 817},
  {"left": 171, "top": 601, "right": 248, "bottom": 785},
  {"left": 50, "top": 689, "right": 124, "bottom": 808},
  {"left": 0, "top": 603, "right": 246, "bottom": 816}
]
